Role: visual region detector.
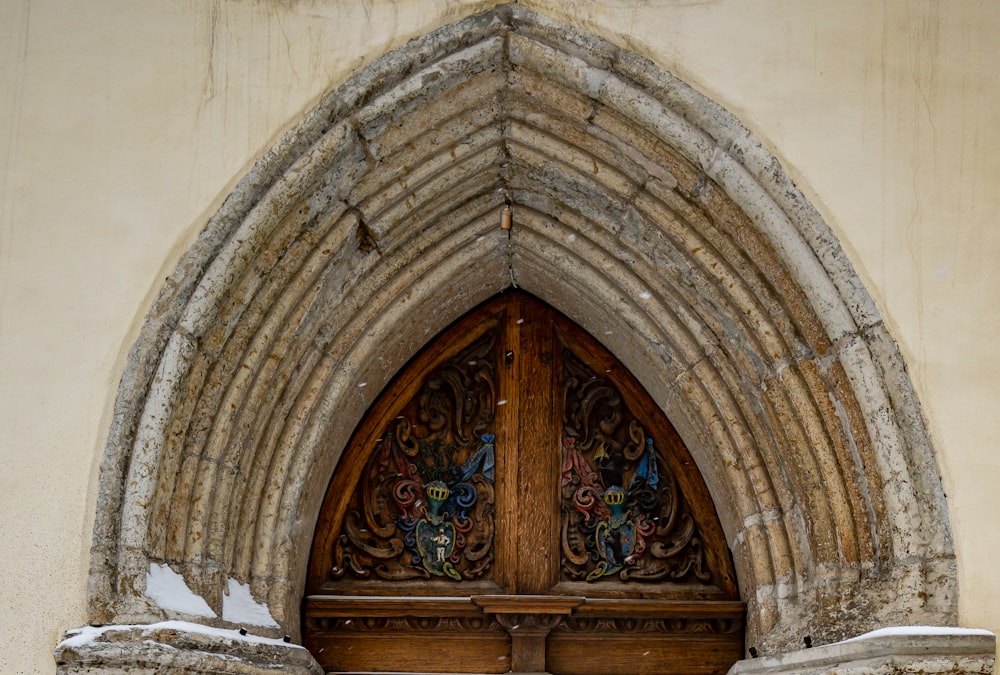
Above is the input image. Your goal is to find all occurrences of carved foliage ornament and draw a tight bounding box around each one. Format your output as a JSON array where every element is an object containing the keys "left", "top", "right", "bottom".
[
  {"left": 560, "top": 348, "right": 710, "bottom": 584},
  {"left": 330, "top": 330, "right": 498, "bottom": 582},
  {"left": 327, "top": 319, "right": 712, "bottom": 588}
]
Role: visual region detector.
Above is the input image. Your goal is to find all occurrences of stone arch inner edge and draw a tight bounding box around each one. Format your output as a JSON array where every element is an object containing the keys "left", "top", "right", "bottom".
[{"left": 86, "top": 3, "right": 956, "bottom": 656}]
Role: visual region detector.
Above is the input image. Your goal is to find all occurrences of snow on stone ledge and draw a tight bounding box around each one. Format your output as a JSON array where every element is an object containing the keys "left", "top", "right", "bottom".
[
  {"left": 144, "top": 563, "right": 217, "bottom": 618},
  {"left": 57, "top": 620, "right": 299, "bottom": 650},
  {"left": 729, "top": 625, "right": 995, "bottom": 674},
  {"left": 222, "top": 579, "right": 280, "bottom": 628},
  {"left": 840, "top": 626, "right": 996, "bottom": 644}
]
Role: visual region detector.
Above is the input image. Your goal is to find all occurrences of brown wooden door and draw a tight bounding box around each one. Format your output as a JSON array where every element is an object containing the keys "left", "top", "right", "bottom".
[{"left": 304, "top": 292, "right": 744, "bottom": 674}]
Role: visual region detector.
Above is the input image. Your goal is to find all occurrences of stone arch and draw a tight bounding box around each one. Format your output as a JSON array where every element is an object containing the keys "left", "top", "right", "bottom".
[{"left": 87, "top": 4, "right": 956, "bottom": 655}]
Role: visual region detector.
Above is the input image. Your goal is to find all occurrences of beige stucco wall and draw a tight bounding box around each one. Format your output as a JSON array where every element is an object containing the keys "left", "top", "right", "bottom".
[{"left": 1, "top": 1, "right": 997, "bottom": 672}]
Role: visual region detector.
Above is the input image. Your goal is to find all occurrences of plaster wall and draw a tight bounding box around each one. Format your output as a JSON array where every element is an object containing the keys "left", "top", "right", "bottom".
[{"left": 1, "top": 1, "right": 997, "bottom": 673}]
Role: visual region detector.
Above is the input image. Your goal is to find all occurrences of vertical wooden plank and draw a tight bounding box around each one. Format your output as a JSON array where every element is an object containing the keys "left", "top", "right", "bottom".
[
  {"left": 493, "top": 294, "right": 520, "bottom": 594},
  {"left": 514, "top": 296, "right": 560, "bottom": 593}
]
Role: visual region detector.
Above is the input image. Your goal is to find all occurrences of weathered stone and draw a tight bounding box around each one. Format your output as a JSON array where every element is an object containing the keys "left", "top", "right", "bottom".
[
  {"left": 730, "top": 628, "right": 995, "bottom": 675},
  {"left": 55, "top": 623, "right": 321, "bottom": 675}
]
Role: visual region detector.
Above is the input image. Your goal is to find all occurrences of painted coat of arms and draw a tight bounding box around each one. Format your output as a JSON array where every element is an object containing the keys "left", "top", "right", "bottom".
[
  {"left": 330, "top": 330, "right": 498, "bottom": 582},
  {"left": 559, "top": 349, "right": 710, "bottom": 584}
]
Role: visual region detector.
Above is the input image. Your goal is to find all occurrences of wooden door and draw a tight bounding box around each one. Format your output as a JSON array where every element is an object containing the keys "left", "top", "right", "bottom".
[{"left": 304, "top": 292, "right": 744, "bottom": 674}]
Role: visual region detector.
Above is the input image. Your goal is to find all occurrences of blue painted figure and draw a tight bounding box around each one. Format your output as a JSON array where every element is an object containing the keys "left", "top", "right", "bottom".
[{"left": 588, "top": 486, "right": 637, "bottom": 580}]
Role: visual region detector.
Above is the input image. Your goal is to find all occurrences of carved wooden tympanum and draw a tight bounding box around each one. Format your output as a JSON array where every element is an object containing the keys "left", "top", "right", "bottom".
[{"left": 304, "top": 292, "right": 743, "bottom": 674}]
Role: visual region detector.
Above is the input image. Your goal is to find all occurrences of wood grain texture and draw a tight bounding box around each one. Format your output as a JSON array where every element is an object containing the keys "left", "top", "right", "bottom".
[
  {"left": 514, "top": 296, "right": 559, "bottom": 593},
  {"left": 547, "top": 632, "right": 744, "bottom": 675},
  {"left": 304, "top": 292, "right": 744, "bottom": 673}
]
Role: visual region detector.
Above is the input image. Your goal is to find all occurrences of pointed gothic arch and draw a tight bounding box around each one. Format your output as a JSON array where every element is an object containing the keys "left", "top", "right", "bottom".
[{"left": 84, "top": 3, "right": 957, "bottom": 664}]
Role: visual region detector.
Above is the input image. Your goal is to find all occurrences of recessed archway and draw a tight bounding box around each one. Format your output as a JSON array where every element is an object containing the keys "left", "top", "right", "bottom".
[{"left": 87, "top": 3, "right": 956, "bottom": 657}]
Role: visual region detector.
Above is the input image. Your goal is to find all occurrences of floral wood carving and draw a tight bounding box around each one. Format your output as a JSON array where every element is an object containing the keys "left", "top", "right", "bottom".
[
  {"left": 556, "top": 616, "right": 744, "bottom": 635},
  {"left": 329, "top": 329, "right": 498, "bottom": 582},
  {"left": 560, "top": 348, "right": 711, "bottom": 584},
  {"left": 306, "top": 616, "right": 506, "bottom": 634}
]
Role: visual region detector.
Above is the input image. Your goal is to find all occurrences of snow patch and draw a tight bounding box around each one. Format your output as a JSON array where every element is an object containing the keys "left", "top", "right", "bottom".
[
  {"left": 222, "top": 579, "right": 280, "bottom": 628},
  {"left": 58, "top": 620, "right": 299, "bottom": 650},
  {"left": 841, "top": 626, "right": 995, "bottom": 644},
  {"left": 145, "top": 563, "right": 216, "bottom": 618}
]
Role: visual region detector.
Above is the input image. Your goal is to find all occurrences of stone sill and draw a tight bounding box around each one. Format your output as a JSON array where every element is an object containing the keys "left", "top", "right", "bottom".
[
  {"left": 55, "top": 621, "right": 322, "bottom": 674},
  {"left": 730, "top": 627, "right": 996, "bottom": 675}
]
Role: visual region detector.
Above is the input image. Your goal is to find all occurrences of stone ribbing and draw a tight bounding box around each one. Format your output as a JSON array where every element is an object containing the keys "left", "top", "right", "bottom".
[{"left": 88, "top": 3, "right": 956, "bottom": 655}]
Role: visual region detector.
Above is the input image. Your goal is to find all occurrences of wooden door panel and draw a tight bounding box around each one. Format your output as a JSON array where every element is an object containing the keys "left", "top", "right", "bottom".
[
  {"left": 304, "top": 596, "right": 511, "bottom": 674},
  {"left": 547, "top": 632, "right": 744, "bottom": 675},
  {"left": 306, "top": 631, "right": 511, "bottom": 674},
  {"left": 546, "top": 599, "right": 744, "bottom": 675},
  {"left": 304, "top": 292, "right": 744, "bottom": 674}
]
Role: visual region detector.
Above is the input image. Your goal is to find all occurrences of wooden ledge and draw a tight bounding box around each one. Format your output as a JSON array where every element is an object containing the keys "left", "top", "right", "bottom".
[
  {"left": 304, "top": 595, "right": 481, "bottom": 617},
  {"left": 575, "top": 598, "right": 745, "bottom": 618},
  {"left": 470, "top": 595, "right": 584, "bottom": 615}
]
